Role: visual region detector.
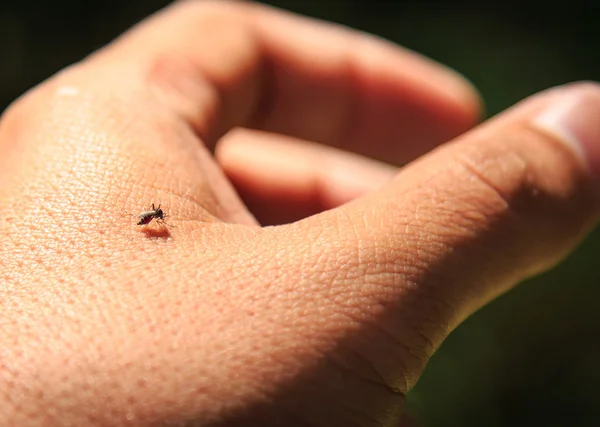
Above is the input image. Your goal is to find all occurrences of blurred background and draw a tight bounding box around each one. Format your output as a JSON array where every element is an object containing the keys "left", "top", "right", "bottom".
[{"left": 1, "top": 1, "right": 599, "bottom": 426}]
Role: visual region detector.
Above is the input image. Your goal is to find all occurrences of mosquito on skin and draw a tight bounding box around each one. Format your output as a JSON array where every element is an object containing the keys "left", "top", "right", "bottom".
[{"left": 123, "top": 203, "right": 174, "bottom": 228}]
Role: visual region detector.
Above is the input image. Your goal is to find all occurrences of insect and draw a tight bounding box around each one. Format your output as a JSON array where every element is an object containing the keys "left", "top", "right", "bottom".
[{"left": 135, "top": 203, "right": 172, "bottom": 227}]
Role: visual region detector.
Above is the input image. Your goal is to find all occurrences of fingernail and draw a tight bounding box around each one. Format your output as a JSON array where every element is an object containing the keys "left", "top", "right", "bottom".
[{"left": 532, "top": 84, "right": 600, "bottom": 178}]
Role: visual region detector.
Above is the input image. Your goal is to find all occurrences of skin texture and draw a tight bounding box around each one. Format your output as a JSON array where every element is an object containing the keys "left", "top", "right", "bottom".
[{"left": 1, "top": 1, "right": 600, "bottom": 426}]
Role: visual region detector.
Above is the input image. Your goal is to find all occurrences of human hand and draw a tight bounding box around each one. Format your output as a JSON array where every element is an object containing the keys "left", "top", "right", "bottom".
[{"left": 1, "top": 2, "right": 599, "bottom": 426}]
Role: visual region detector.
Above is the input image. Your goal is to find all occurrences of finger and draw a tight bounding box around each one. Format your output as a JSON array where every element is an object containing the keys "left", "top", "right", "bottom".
[
  {"left": 95, "top": 0, "right": 481, "bottom": 164},
  {"left": 0, "top": 0, "right": 481, "bottom": 229},
  {"left": 0, "top": 0, "right": 480, "bottom": 229},
  {"left": 216, "top": 128, "right": 398, "bottom": 225},
  {"left": 252, "top": 82, "right": 600, "bottom": 423}
]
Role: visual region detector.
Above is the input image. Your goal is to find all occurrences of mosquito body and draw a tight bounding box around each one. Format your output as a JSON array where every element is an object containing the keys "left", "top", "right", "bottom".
[{"left": 135, "top": 203, "right": 170, "bottom": 227}]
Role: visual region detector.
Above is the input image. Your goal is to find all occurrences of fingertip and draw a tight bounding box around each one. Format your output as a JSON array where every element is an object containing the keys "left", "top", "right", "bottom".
[
  {"left": 352, "top": 33, "right": 485, "bottom": 134},
  {"left": 421, "top": 67, "right": 484, "bottom": 142},
  {"left": 446, "top": 71, "right": 485, "bottom": 128},
  {"left": 396, "top": 48, "right": 485, "bottom": 131},
  {"left": 531, "top": 81, "right": 600, "bottom": 182}
]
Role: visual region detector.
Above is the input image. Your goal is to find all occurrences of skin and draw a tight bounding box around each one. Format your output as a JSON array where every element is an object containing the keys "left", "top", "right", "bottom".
[{"left": 1, "top": 1, "right": 599, "bottom": 426}]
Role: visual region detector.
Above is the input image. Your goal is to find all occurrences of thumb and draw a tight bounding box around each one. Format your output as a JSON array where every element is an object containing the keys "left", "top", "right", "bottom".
[
  {"left": 333, "top": 82, "right": 600, "bottom": 339},
  {"left": 258, "top": 83, "right": 600, "bottom": 424}
]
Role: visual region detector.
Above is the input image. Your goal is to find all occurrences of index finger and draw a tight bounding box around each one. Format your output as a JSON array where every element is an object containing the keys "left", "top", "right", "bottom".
[{"left": 89, "top": 0, "right": 482, "bottom": 164}]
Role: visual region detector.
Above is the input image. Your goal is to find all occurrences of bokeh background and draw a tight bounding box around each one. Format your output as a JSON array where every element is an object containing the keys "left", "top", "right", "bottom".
[{"left": 2, "top": 1, "right": 599, "bottom": 426}]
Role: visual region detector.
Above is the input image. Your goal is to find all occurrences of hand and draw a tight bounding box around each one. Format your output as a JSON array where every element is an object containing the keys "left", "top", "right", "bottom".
[{"left": 1, "top": 2, "right": 599, "bottom": 426}]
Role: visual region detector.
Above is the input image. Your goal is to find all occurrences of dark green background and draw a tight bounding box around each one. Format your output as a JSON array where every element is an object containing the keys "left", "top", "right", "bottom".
[{"left": 2, "top": 2, "right": 599, "bottom": 426}]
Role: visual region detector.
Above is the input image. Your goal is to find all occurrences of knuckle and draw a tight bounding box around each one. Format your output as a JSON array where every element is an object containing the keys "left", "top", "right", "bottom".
[
  {"left": 0, "top": 97, "right": 24, "bottom": 136},
  {"left": 0, "top": 64, "right": 89, "bottom": 135},
  {"left": 455, "top": 142, "right": 528, "bottom": 216},
  {"left": 454, "top": 126, "right": 595, "bottom": 230},
  {"left": 165, "top": 0, "right": 252, "bottom": 42},
  {"left": 419, "top": 124, "right": 598, "bottom": 275},
  {"left": 141, "top": 1, "right": 261, "bottom": 140},
  {"left": 0, "top": 86, "right": 50, "bottom": 140},
  {"left": 178, "top": 0, "right": 250, "bottom": 16}
]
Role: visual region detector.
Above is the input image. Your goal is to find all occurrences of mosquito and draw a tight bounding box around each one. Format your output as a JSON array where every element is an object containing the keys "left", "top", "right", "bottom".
[{"left": 123, "top": 203, "right": 174, "bottom": 228}]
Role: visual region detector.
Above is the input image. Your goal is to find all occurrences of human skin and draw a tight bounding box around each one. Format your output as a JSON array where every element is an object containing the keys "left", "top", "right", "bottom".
[{"left": 1, "top": 1, "right": 600, "bottom": 426}]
